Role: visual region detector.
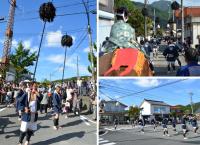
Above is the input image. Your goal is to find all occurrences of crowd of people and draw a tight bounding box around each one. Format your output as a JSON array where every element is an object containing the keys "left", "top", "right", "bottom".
[
  {"left": 0, "top": 79, "right": 96, "bottom": 145},
  {"left": 113, "top": 114, "right": 199, "bottom": 140}
]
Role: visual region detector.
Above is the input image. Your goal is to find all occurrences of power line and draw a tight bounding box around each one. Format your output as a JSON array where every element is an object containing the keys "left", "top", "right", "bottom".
[
  {"left": 13, "top": 1, "right": 96, "bottom": 18},
  {"left": 0, "top": 28, "right": 87, "bottom": 36},
  {"left": 100, "top": 79, "right": 187, "bottom": 100}
]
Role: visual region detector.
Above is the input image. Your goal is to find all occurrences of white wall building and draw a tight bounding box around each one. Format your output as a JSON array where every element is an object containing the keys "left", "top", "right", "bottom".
[
  {"left": 140, "top": 99, "right": 170, "bottom": 117},
  {"left": 99, "top": 0, "right": 114, "bottom": 51}
]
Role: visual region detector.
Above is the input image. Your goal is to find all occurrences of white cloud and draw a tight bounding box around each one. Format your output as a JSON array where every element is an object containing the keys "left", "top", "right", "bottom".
[
  {"left": 133, "top": 79, "right": 160, "bottom": 88},
  {"left": 83, "top": 47, "right": 90, "bottom": 53},
  {"left": 12, "top": 39, "right": 18, "bottom": 48},
  {"left": 46, "top": 54, "right": 89, "bottom": 75},
  {"left": 23, "top": 39, "right": 32, "bottom": 49},
  {"left": 65, "top": 55, "right": 89, "bottom": 75},
  {"left": 30, "top": 46, "right": 38, "bottom": 53},
  {"left": 45, "top": 30, "right": 63, "bottom": 47},
  {"left": 46, "top": 54, "right": 64, "bottom": 64}
]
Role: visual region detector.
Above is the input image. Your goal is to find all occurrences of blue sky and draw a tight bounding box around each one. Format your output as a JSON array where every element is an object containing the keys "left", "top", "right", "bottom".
[
  {"left": 0, "top": 0, "right": 96, "bottom": 82},
  {"left": 99, "top": 79, "right": 200, "bottom": 107},
  {"left": 132, "top": 0, "right": 200, "bottom": 6}
]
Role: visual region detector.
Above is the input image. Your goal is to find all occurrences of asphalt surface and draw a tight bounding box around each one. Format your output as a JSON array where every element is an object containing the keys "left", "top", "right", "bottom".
[
  {"left": 0, "top": 105, "right": 97, "bottom": 145},
  {"left": 150, "top": 47, "right": 186, "bottom": 76},
  {"left": 100, "top": 124, "right": 200, "bottom": 145}
]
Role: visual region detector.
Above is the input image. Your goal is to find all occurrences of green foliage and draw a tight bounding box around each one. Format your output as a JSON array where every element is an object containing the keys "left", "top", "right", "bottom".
[
  {"left": 10, "top": 42, "right": 37, "bottom": 83},
  {"left": 114, "top": 0, "right": 153, "bottom": 37},
  {"left": 128, "top": 106, "right": 140, "bottom": 120},
  {"left": 156, "top": 28, "right": 164, "bottom": 37},
  {"left": 87, "top": 43, "right": 97, "bottom": 78},
  {"left": 41, "top": 78, "right": 51, "bottom": 87},
  {"left": 133, "top": 1, "right": 170, "bottom": 28}
]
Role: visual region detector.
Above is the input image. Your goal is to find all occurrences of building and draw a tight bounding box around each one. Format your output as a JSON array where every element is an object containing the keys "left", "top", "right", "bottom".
[
  {"left": 195, "top": 108, "right": 200, "bottom": 120},
  {"left": 0, "top": 59, "right": 32, "bottom": 82},
  {"left": 140, "top": 99, "right": 170, "bottom": 119},
  {"left": 170, "top": 105, "right": 184, "bottom": 117},
  {"left": 175, "top": 7, "right": 200, "bottom": 47},
  {"left": 99, "top": 100, "right": 128, "bottom": 124},
  {"left": 99, "top": 0, "right": 114, "bottom": 50}
]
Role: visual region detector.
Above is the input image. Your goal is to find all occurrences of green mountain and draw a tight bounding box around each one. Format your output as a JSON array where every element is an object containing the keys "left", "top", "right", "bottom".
[
  {"left": 151, "top": 0, "right": 171, "bottom": 12},
  {"left": 133, "top": 0, "right": 172, "bottom": 28}
]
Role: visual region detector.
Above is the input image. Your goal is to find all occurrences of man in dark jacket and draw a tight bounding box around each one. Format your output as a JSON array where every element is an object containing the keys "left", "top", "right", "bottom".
[
  {"left": 52, "top": 85, "right": 62, "bottom": 130},
  {"left": 163, "top": 41, "right": 179, "bottom": 73}
]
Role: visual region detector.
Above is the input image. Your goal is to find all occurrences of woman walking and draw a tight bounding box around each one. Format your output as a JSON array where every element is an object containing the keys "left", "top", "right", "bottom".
[{"left": 40, "top": 90, "right": 48, "bottom": 115}]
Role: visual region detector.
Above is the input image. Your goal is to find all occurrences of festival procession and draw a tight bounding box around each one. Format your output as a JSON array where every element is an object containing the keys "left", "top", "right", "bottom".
[
  {"left": 99, "top": 79, "right": 200, "bottom": 145},
  {"left": 99, "top": 0, "right": 200, "bottom": 76},
  {"left": 0, "top": 0, "right": 97, "bottom": 145}
]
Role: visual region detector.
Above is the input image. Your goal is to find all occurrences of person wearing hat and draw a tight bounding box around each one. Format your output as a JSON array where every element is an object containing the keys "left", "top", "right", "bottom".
[{"left": 52, "top": 84, "right": 62, "bottom": 130}]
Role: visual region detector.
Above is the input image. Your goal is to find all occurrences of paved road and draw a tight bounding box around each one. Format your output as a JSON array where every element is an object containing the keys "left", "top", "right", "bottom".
[
  {"left": 0, "top": 106, "right": 96, "bottom": 145},
  {"left": 100, "top": 125, "right": 200, "bottom": 145},
  {"left": 150, "top": 51, "right": 186, "bottom": 76}
]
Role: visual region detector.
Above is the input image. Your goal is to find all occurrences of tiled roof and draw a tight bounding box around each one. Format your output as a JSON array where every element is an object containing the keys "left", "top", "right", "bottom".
[
  {"left": 175, "top": 7, "right": 200, "bottom": 18},
  {"left": 144, "top": 99, "right": 170, "bottom": 106}
]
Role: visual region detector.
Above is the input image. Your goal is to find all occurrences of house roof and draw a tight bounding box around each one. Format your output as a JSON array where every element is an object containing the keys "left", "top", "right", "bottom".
[
  {"left": 101, "top": 100, "right": 128, "bottom": 107},
  {"left": 175, "top": 7, "right": 200, "bottom": 18},
  {"left": 143, "top": 99, "right": 170, "bottom": 106}
]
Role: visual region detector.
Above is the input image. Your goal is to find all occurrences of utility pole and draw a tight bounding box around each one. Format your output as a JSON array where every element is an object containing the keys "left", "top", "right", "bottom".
[
  {"left": 82, "top": 0, "right": 95, "bottom": 91},
  {"left": 49, "top": 73, "right": 52, "bottom": 82},
  {"left": 144, "top": 0, "right": 147, "bottom": 39},
  {"left": 181, "top": 0, "right": 184, "bottom": 43},
  {"left": 189, "top": 92, "right": 194, "bottom": 114},
  {"left": 0, "top": 0, "right": 16, "bottom": 80},
  {"left": 168, "top": 4, "right": 171, "bottom": 20},
  {"left": 153, "top": 8, "right": 156, "bottom": 36},
  {"left": 77, "top": 56, "right": 79, "bottom": 80}
]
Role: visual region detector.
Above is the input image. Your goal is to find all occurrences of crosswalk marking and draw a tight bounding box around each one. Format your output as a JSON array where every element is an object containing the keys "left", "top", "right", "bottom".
[
  {"left": 103, "top": 143, "right": 116, "bottom": 145},
  {"left": 80, "top": 116, "right": 91, "bottom": 126},
  {"left": 99, "top": 140, "right": 109, "bottom": 143},
  {"left": 80, "top": 115, "right": 96, "bottom": 124},
  {"left": 99, "top": 138, "right": 116, "bottom": 145},
  {"left": 0, "top": 108, "right": 6, "bottom": 112}
]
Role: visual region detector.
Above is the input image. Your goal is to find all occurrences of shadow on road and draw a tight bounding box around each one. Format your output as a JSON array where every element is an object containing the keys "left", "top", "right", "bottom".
[
  {"left": 62, "top": 119, "right": 83, "bottom": 128},
  {"left": 0, "top": 117, "right": 15, "bottom": 134},
  {"left": 32, "top": 131, "right": 85, "bottom": 145}
]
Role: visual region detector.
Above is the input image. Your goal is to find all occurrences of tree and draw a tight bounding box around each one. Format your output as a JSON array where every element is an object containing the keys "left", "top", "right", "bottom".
[
  {"left": 41, "top": 78, "right": 51, "bottom": 87},
  {"left": 88, "top": 43, "right": 97, "bottom": 79},
  {"left": 10, "top": 42, "right": 37, "bottom": 82},
  {"left": 128, "top": 106, "right": 140, "bottom": 120},
  {"left": 114, "top": 0, "right": 153, "bottom": 37}
]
